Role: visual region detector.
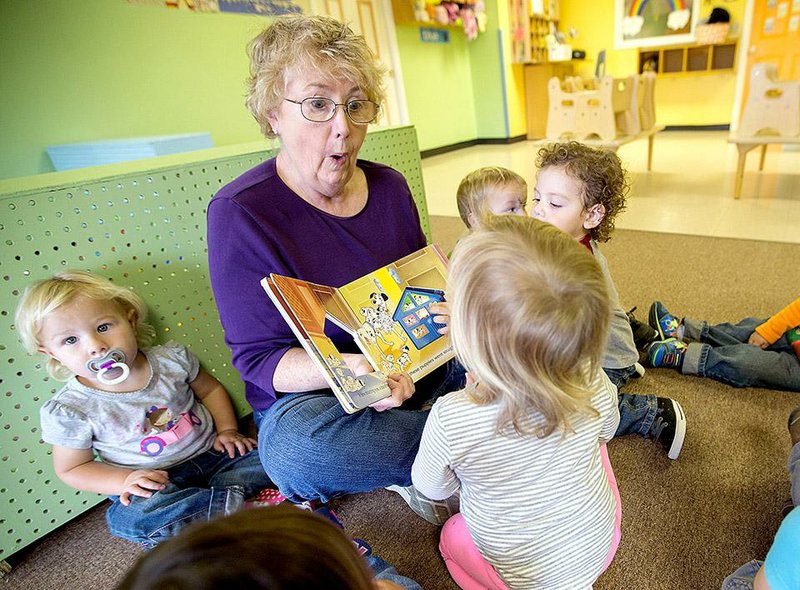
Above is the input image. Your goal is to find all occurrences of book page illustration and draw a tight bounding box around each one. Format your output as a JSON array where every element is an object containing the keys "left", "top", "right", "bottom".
[
  {"left": 334, "top": 246, "right": 453, "bottom": 380},
  {"left": 262, "top": 245, "right": 454, "bottom": 413}
]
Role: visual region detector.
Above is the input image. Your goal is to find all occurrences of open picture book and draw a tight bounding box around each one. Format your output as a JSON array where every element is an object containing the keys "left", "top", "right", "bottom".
[{"left": 261, "top": 245, "right": 455, "bottom": 413}]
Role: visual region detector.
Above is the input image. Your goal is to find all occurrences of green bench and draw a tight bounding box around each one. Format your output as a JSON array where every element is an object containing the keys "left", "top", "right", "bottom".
[{"left": 0, "top": 125, "right": 429, "bottom": 563}]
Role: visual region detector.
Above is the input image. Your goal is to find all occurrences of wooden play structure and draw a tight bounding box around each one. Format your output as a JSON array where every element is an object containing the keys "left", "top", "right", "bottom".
[
  {"left": 737, "top": 63, "right": 800, "bottom": 138},
  {"left": 728, "top": 63, "right": 800, "bottom": 198},
  {"left": 544, "top": 71, "right": 663, "bottom": 170},
  {"left": 546, "top": 72, "right": 657, "bottom": 142}
]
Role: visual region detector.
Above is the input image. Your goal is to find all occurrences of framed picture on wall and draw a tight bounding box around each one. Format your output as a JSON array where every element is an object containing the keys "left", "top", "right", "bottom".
[{"left": 614, "top": 0, "right": 699, "bottom": 48}]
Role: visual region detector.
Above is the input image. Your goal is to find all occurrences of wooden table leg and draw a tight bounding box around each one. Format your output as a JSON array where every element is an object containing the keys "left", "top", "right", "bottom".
[
  {"left": 758, "top": 144, "right": 767, "bottom": 171},
  {"left": 647, "top": 133, "right": 655, "bottom": 172},
  {"left": 734, "top": 144, "right": 759, "bottom": 199}
]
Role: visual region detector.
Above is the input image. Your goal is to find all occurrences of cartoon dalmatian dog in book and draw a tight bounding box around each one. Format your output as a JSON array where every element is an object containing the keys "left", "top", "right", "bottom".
[{"left": 367, "top": 292, "right": 407, "bottom": 342}]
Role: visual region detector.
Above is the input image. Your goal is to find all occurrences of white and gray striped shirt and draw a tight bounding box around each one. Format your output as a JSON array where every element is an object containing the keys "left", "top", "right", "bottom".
[{"left": 412, "top": 370, "right": 620, "bottom": 589}]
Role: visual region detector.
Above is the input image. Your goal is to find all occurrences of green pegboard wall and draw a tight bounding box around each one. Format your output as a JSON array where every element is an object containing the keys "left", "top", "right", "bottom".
[{"left": 0, "top": 125, "right": 428, "bottom": 560}]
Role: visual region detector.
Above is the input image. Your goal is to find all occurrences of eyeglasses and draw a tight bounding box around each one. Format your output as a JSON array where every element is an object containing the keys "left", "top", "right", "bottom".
[{"left": 284, "top": 97, "right": 380, "bottom": 124}]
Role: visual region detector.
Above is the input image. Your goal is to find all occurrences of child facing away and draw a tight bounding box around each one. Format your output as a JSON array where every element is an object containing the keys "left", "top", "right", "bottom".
[
  {"left": 646, "top": 298, "right": 800, "bottom": 392},
  {"left": 15, "top": 270, "right": 273, "bottom": 547},
  {"left": 456, "top": 161, "right": 686, "bottom": 459},
  {"left": 527, "top": 143, "right": 687, "bottom": 459},
  {"left": 412, "top": 215, "right": 622, "bottom": 590}
]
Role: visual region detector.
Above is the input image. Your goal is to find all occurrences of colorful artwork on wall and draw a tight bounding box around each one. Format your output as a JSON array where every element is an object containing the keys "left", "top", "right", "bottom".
[{"left": 615, "top": 0, "right": 699, "bottom": 48}]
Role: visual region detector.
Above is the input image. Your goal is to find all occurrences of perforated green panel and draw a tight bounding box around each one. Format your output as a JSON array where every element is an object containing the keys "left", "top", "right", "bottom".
[{"left": 0, "top": 125, "right": 428, "bottom": 560}]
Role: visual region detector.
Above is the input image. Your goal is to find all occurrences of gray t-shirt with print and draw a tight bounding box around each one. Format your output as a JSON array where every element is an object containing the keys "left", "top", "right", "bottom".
[{"left": 40, "top": 342, "right": 215, "bottom": 470}]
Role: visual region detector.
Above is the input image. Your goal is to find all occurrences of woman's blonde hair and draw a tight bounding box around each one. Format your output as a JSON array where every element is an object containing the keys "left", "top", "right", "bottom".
[
  {"left": 448, "top": 215, "right": 610, "bottom": 437},
  {"left": 15, "top": 270, "right": 156, "bottom": 381},
  {"left": 246, "top": 15, "right": 387, "bottom": 138},
  {"left": 456, "top": 166, "right": 528, "bottom": 228}
]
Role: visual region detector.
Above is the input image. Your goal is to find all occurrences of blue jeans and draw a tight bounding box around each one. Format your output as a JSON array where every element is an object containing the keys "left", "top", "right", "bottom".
[
  {"left": 106, "top": 448, "right": 272, "bottom": 547},
  {"left": 254, "top": 359, "right": 467, "bottom": 503},
  {"left": 791, "top": 441, "right": 800, "bottom": 508},
  {"left": 369, "top": 554, "right": 423, "bottom": 589},
  {"left": 722, "top": 559, "right": 763, "bottom": 590},
  {"left": 603, "top": 365, "right": 659, "bottom": 437},
  {"left": 682, "top": 317, "right": 800, "bottom": 391}
]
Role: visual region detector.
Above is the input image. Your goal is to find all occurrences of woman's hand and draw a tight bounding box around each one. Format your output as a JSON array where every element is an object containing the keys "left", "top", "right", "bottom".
[
  {"left": 748, "top": 331, "right": 769, "bottom": 349},
  {"left": 214, "top": 429, "right": 257, "bottom": 458},
  {"left": 120, "top": 469, "right": 169, "bottom": 506},
  {"left": 369, "top": 373, "right": 415, "bottom": 412},
  {"left": 428, "top": 302, "right": 451, "bottom": 335}
]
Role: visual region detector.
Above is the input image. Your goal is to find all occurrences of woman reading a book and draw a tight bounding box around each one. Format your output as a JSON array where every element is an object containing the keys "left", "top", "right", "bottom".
[{"left": 207, "top": 15, "right": 465, "bottom": 524}]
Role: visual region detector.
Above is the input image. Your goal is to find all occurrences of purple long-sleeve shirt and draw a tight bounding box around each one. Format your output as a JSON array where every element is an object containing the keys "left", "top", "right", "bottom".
[{"left": 207, "top": 158, "right": 427, "bottom": 411}]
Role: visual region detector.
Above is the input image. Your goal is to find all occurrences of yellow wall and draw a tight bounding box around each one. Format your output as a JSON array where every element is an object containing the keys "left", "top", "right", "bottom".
[
  {"left": 559, "top": 0, "right": 747, "bottom": 126},
  {"left": 495, "top": 0, "right": 527, "bottom": 136}
]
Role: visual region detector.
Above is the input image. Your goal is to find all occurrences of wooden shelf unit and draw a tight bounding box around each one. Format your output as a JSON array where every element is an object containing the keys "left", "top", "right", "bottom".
[
  {"left": 390, "top": 0, "right": 470, "bottom": 28},
  {"left": 510, "top": 0, "right": 560, "bottom": 64},
  {"left": 638, "top": 41, "right": 737, "bottom": 75},
  {"left": 523, "top": 61, "right": 574, "bottom": 139}
]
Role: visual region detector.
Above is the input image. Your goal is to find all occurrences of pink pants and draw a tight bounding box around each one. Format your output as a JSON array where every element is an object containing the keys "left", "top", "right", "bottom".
[{"left": 439, "top": 444, "right": 622, "bottom": 590}]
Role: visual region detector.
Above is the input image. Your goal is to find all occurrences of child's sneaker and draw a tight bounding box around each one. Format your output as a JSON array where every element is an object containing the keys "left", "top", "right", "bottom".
[
  {"left": 646, "top": 338, "right": 687, "bottom": 369},
  {"left": 627, "top": 306, "right": 659, "bottom": 351},
  {"left": 649, "top": 397, "right": 686, "bottom": 460},
  {"left": 386, "top": 484, "right": 459, "bottom": 525},
  {"left": 648, "top": 301, "right": 683, "bottom": 340}
]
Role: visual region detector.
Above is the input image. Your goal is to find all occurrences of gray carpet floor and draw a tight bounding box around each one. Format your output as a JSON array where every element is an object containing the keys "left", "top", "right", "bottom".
[{"left": 4, "top": 216, "right": 799, "bottom": 590}]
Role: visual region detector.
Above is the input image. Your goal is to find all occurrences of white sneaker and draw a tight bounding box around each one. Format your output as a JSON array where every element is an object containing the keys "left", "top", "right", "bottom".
[{"left": 385, "top": 484, "right": 459, "bottom": 525}]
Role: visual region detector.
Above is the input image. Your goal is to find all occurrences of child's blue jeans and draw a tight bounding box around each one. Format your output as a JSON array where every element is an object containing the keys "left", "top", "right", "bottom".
[
  {"left": 681, "top": 317, "right": 800, "bottom": 391},
  {"left": 254, "top": 359, "right": 467, "bottom": 503},
  {"left": 603, "top": 365, "right": 659, "bottom": 437},
  {"left": 106, "top": 447, "right": 271, "bottom": 547}
]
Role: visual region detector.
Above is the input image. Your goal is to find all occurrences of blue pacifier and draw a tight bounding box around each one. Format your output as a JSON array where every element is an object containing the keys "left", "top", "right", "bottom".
[{"left": 86, "top": 349, "right": 130, "bottom": 386}]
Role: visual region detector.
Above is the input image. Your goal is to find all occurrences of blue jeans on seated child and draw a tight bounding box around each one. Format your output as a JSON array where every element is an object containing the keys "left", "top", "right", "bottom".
[
  {"left": 254, "top": 359, "right": 467, "bottom": 503},
  {"left": 682, "top": 317, "right": 800, "bottom": 391},
  {"left": 791, "top": 441, "right": 800, "bottom": 508},
  {"left": 603, "top": 365, "right": 659, "bottom": 437},
  {"left": 721, "top": 559, "right": 763, "bottom": 590},
  {"left": 106, "top": 448, "right": 271, "bottom": 547},
  {"left": 369, "top": 554, "right": 423, "bottom": 590}
]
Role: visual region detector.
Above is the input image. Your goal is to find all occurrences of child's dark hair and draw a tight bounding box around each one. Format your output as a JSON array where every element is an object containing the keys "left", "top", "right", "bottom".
[
  {"left": 115, "top": 505, "right": 376, "bottom": 590},
  {"left": 536, "top": 142, "right": 629, "bottom": 242}
]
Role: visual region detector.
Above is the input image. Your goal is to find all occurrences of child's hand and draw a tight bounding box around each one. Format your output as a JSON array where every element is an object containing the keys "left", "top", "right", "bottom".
[
  {"left": 343, "top": 353, "right": 373, "bottom": 376},
  {"left": 214, "top": 429, "right": 257, "bottom": 458},
  {"left": 369, "top": 373, "right": 415, "bottom": 412},
  {"left": 428, "top": 302, "right": 450, "bottom": 334},
  {"left": 374, "top": 581, "right": 405, "bottom": 590},
  {"left": 748, "top": 331, "right": 769, "bottom": 349},
  {"left": 120, "top": 469, "right": 169, "bottom": 506}
]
